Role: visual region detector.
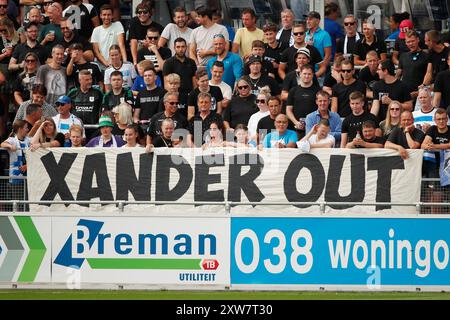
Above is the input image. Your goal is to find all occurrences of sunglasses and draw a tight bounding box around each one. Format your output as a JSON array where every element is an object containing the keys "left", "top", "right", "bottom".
[
  {"left": 344, "top": 22, "right": 355, "bottom": 26},
  {"left": 293, "top": 31, "right": 305, "bottom": 36},
  {"left": 390, "top": 108, "right": 400, "bottom": 111},
  {"left": 25, "top": 59, "right": 36, "bottom": 63},
  {"left": 167, "top": 101, "right": 179, "bottom": 106},
  {"left": 0, "top": 29, "right": 6, "bottom": 33},
  {"left": 147, "top": 36, "right": 158, "bottom": 40},
  {"left": 137, "top": 10, "right": 149, "bottom": 14},
  {"left": 256, "top": 99, "right": 266, "bottom": 103},
  {"left": 341, "top": 69, "right": 353, "bottom": 73},
  {"left": 238, "top": 85, "right": 249, "bottom": 89},
  {"left": 0, "top": 5, "right": 7, "bottom": 8}
]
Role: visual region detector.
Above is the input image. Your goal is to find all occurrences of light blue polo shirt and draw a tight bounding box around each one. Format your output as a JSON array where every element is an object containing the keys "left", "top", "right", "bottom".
[
  {"left": 206, "top": 52, "right": 243, "bottom": 88},
  {"left": 306, "top": 27, "right": 332, "bottom": 59}
]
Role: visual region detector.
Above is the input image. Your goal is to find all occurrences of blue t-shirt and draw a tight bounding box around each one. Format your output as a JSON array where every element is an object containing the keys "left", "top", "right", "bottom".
[
  {"left": 263, "top": 130, "right": 298, "bottom": 148},
  {"left": 324, "top": 18, "right": 344, "bottom": 59},
  {"left": 131, "top": 75, "right": 162, "bottom": 92}
]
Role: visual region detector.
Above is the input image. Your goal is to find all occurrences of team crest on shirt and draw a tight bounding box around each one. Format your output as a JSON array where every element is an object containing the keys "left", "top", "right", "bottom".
[{"left": 89, "top": 96, "right": 95, "bottom": 102}]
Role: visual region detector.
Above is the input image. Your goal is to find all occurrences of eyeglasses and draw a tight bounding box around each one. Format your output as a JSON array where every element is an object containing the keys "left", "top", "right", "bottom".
[
  {"left": 341, "top": 69, "right": 353, "bottom": 73},
  {"left": 293, "top": 31, "right": 305, "bottom": 36},
  {"left": 344, "top": 22, "right": 355, "bottom": 26},
  {"left": 390, "top": 108, "right": 400, "bottom": 111},
  {"left": 137, "top": 10, "right": 149, "bottom": 15},
  {"left": 238, "top": 85, "right": 249, "bottom": 89},
  {"left": 167, "top": 101, "right": 179, "bottom": 106},
  {"left": 147, "top": 36, "right": 158, "bottom": 40},
  {"left": 25, "top": 59, "right": 36, "bottom": 63},
  {"left": 256, "top": 99, "right": 266, "bottom": 103}
]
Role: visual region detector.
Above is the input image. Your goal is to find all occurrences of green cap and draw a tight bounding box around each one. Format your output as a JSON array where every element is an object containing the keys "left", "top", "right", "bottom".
[{"left": 98, "top": 115, "right": 113, "bottom": 128}]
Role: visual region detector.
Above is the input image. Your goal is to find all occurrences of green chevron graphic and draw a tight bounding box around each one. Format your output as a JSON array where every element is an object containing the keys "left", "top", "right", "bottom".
[{"left": 0, "top": 216, "right": 46, "bottom": 282}]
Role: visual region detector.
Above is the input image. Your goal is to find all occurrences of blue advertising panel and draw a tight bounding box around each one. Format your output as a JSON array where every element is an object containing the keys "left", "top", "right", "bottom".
[{"left": 231, "top": 217, "right": 450, "bottom": 286}]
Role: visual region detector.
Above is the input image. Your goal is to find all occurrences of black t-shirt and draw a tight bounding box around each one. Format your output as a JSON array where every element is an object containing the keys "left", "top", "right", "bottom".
[
  {"left": 283, "top": 70, "right": 320, "bottom": 92},
  {"left": 135, "top": 86, "right": 166, "bottom": 121},
  {"left": 280, "top": 45, "right": 323, "bottom": 74},
  {"left": 69, "top": 62, "right": 103, "bottom": 89},
  {"left": 188, "top": 112, "right": 224, "bottom": 147},
  {"left": 147, "top": 111, "right": 188, "bottom": 137},
  {"left": 102, "top": 89, "right": 134, "bottom": 111},
  {"left": 425, "top": 125, "right": 450, "bottom": 163},
  {"left": 336, "top": 34, "right": 361, "bottom": 55},
  {"left": 68, "top": 87, "right": 103, "bottom": 125},
  {"left": 265, "top": 42, "right": 285, "bottom": 84},
  {"left": 152, "top": 135, "right": 174, "bottom": 147},
  {"left": 323, "top": 71, "right": 337, "bottom": 89},
  {"left": 137, "top": 47, "right": 172, "bottom": 70},
  {"left": 394, "top": 36, "right": 427, "bottom": 61},
  {"left": 248, "top": 75, "right": 281, "bottom": 96},
  {"left": 57, "top": 33, "right": 93, "bottom": 65},
  {"left": 13, "top": 72, "right": 36, "bottom": 102},
  {"left": 46, "top": 132, "right": 65, "bottom": 147},
  {"left": 354, "top": 135, "right": 385, "bottom": 148},
  {"left": 188, "top": 86, "right": 223, "bottom": 114},
  {"left": 243, "top": 59, "right": 275, "bottom": 78},
  {"left": 256, "top": 115, "right": 275, "bottom": 140},
  {"left": 342, "top": 111, "right": 379, "bottom": 141},
  {"left": 398, "top": 50, "right": 428, "bottom": 92},
  {"left": 428, "top": 46, "right": 450, "bottom": 82},
  {"left": 12, "top": 42, "right": 47, "bottom": 64},
  {"left": 287, "top": 83, "right": 321, "bottom": 119},
  {"left": 279, "top": 29, "right": 292, "bottom": 49},
  {"left": 372, "top": 79, "right": 412, "bottom": 122},
  {"left": 387, "top": 126, "right": 425, "bottom": 148},
  {"left": 354, "top": 36, "right": 387, "bottom": 61},
  {"left": 128, "top": 18, "right": 164, "bottom": 41},
  {"left": 434, "top": 70, "right": 450, "bottom": 109},
  {"left": 63, "top": 4, "right": 97, "bottom": 42},
  {"left": 223, "top": 95, "right": 258, "bottom": 128},
  {"left": 358, "top": 66, "right": 379, "bottom": 91},
  {"left": 332, "top": 79, "right": 367, "bottom": 117},
  {"left": 162, "top": 56, "right": 197, "bottom": 94}
]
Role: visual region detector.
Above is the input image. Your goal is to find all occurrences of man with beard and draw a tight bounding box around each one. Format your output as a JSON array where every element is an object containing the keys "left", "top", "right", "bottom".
[
  {"left": 62, "top": 0, "right": 99, "bottom": 43},
  {"left": 159, "top": 7, "right": 192, "bottom": 56},
  {"left": 247, "top": 55, "right": 280, "bottom": 97},
  {"left": 56, "top": 18, "right": 94, "bottom": 64}
]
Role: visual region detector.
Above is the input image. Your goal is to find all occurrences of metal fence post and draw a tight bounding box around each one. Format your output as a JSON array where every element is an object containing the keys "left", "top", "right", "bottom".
[{"left": 225, "top": 201, "right": 231, "bottom": 215}]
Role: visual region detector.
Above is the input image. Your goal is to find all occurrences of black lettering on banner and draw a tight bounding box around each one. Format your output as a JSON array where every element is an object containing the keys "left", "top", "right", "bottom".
[
  {"left": 367, "top": 156, "right": 404, "bottom": 211},
  {"left": 228, "top": 154, "right": 265, "bottom": 203},
  {"left": 325, "top": 154, "right": 365, "bottom": 209},
  {"left": 195, "top": 154, "right": 225, "bottom": 202},
  {"left": 40, "top": 152, "right": 77, "bottom": 205},
  {"left": 116, "top": 152, "right": 153, "bottom": 201},
  {"left": 155, "top": 155, "right": 192, "bottom": 201},
  {"left": 284, "top": 154, "right": 325, "bottom": 208},
  {"left": 76, "top": 153, "right": 114, "bottom": 206}
]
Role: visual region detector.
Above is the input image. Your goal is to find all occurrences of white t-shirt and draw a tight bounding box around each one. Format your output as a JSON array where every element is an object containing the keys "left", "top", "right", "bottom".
[
  {"left": 247, "top": 110, "right": 270, "bottom": 138},
  {"left": 91, "top": 22, "right": 125, "bottom": 62},
  {"left": 161, "top": 23, "right": 192, "bottom": 56},
  {"left": 307, "top": 134, "right": 335, "bottom": 147},
  {"left": 52, "top": 113, "right": 85, "bottom": 137},
  {"left": 189, "top": 23, "right": 229, "bottom": 66},
  {"left": 104, "top": 62, "right": 137, "bottom": 88},
  {"left": 6, "top": 136, "right": 31, "bottom": 183},
  {"left": 209, "top": 80, "right": 232, "bottom": 100}
]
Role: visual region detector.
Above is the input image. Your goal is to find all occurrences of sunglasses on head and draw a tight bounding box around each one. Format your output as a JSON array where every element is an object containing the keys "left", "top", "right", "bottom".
[{"left": 238, "top": 85, "right": 249, "bottom": 89}]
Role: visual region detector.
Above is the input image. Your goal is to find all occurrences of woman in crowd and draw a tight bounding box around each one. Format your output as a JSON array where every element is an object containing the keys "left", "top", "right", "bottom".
[
  {"left": 224, "top": 124, "right": 254, "bottom": 148},
  {"left": 0, "top": 120, "right": 30, "bottom": 182},
  {"left": 122, "top": 124, "right": 142, "bottom": 147},
  {"left": 203, "top": 120, "right": 224, "bottom": 149},
  {"left": 152, "top": 118, "right": 176, "bottom": 148},
  {"left": 86, "top": 114, "right": 126, "bottom": 147},
  {"left": 13, "top": 52, "right": 40, "bottom": 106},
  {"left": 30, "top": 117, "right": 65, "bottom": 150},
  {"left": 247, "top": 89, "right": 270, "bottom": 142},
  {"left": 162, "top": 73, "right": 188, "bottom": 118},
  {"left": 298, "top": 119, "right": 336, "bottom": 150},
  {"left": 380, "top": 100, "right": 403, "bottom": 138},
  {"left": 223, "top": 76, "right": 257, "bottom": 130},
  {"left": 112, "top": 102, "right": 134, "bottom": 136},
  {"left": 104, "top": 44, "right": 137, "bottom": 92},
  {"left": 68, "top": 124, "right": 83, "bottom": 148}
]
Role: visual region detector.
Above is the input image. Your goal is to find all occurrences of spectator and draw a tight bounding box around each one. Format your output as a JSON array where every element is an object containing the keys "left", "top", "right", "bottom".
[
  {"left": 159, "top": 7, "right": 192, "bottom": 57},
  {"left": 187, "top": 68, "right": 223, "bottom": 120},
  {"left": 256, "top": 96, "right": 282, "bottom": 142},
  {"left": 276, "top": 9, "right": 295, "bottom": 49},
  {"left": 187, "top": 92, "right": 223, "bottom": 147},
  {"left": 68, "top": 124, "right": 83, "bottom": 147},
  {"left": 385, "top": 110, "right": 425, "bottom": 159},
  {"left": 23, "top": 103, "right": 42, "bottom": 135},
  {"left": 433, "top": 50, "right": 450, "bottom": 111},
  {"left": 232, "top": 8, "right": 264, "bottom": 59},
  {"left": 86, "top": 114, "right": 125, "bottom": 147},
  {"left": 358, "top": 50, "right": 380, "bottom": 99},
  {"left": 341, "top": 91, "right": 379, "bottom": 148},
  {"left": 30, "top": 117, "right": 65, "bottom": 150},
  {"left": 336, "top": 14, "right": 361, "bottom": 57},
  {"left": 247, "top": 88, "right": 270, "bottom": 142},
  {"left": 371, "top": 60, "right": 413, "bottom": 122},
  {"left": 18, "top": 7, "right": 41, "bottom": 44},
  {"left": 147, "top": 92, "right": 188, "bottom": 145},
  {"left": 162, "top": 73, "right": 188, "bottom": 118},
  {"left": 331, "top": 58, "right": 366, "bottom": 117},
  {"left": 243, "top": 40, "right": 275, "bottom": 78},
  {"left": 52, "top": 95, "right": 84, "bottom": 147},
  {"left": 345, "top": 120, "right": 384, "bottom": 148},
  {"left": 66, "top": 43, "right": 103, "bottom": 90},
  {"left": 299, "top": 119, "right": 335, "bottom": 149},
  {"left": 34, "top": 44, "right": 67, "bottom": 105},
  {"left": 189, "top": 5, "right": 229, "bottom": 66},
  {"left": 286, "top": 64, "right": 321, "bottom": 138},
  {"left": 246, "top": 54, "right": 280, "bottom": 97},
  {"left": 13, "top": 51, "right": 39, "bottom": 106},
  {"left": 305, "top": 11, "right": 332, "bottom": 75},
  {"left": 392, "top": 19, "right": 414, "bottom": 66},
  {"left": 262, "top": 113, "right": 297, "bottom": 149},
  {"left": 324, "top": 2, "right": 344, "bottom": 59},
  {"left": 412, "top": 88, "right": 436, "bottom": 134},
  {"left": 131, "top": 59, "right": 162, "bottom": 96},
  {"left": 212, "top": 9, "right": 235, "bottom": 44},
  {"left": 206, "top": 33, "right": 242, "bottom": 88},
  {"left": 354, "top": 21, "right": 387, "bottom": 66},
  {"left": 56, "top": 18, "right": 94, "bottom": 64},
  {"left": 279, "top": 23, "right": 324, "bottom": 80},
  {"left": 91, "top": 4, "right": 126, "bottom": 69},
  {"left": 122, "top": 124, "right": 142, "bottom": 148},
  {"left": 62, "top": 0, "right": 99, "bottom": 43},
  {"left": 223, "top": 76, "right": 257, "bottom": 130},
  {"left": 152, "top": 118, "right": 177, "bottom": 148},
  {"left": 224, "top": 123, "right": 254, "bottom": 148},
  {"left": 14, "top": 84, "right": 57, "bottom": 122},
  {"left": 104, "top": 44, "right": 137, "bottom": 92},
  {"left": 133, "top": 67, "right": 166, "bottom": 125},
  {"left": 202, "top": 120, "right": 224, "bottom": 149},
  {"left": 397, "top": 30, "right": 428, "bottom": 100},
  {"left": 209, "top": 61, "right": 232, "bottom": 110},
  {"left": 263, "top": 22, "right": 284, "bottom": 84},
  {"left": 0, "top": 18, "right": 19, "bottom": 97},
  {"left": 322, "top": 55, "right": 344, "bottom": 95},
  {"left": 386, "top": 12, "right": 409, "bottom": 41},
  {"left": 38, "top": 2, "right": 63, "bottom": 52},
  {"left": 305, "top": 90, "right": 342, "bottom": 143},
  {"left": 423, "top": 30, "right": 449, "bottom": 86},
  {"left": 128, "top": 2, "right": 163, "bottom": 66},
  {"left": 380, "top": 100, "right": 403, "bottom": 138},
  {"left": 162, "top": 37, "right": 196, "bottom": 95},
  {"left": 102, "top": 71, "right": 134, "bottom": 111},
  {"left": 111, "top": 102, "right": 133, "bottom": 136}
]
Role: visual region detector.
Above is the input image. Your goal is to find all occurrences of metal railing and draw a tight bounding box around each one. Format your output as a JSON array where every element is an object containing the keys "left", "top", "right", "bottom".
[{"left": 0, "top": 176, "right": 449, "bottom": 214}]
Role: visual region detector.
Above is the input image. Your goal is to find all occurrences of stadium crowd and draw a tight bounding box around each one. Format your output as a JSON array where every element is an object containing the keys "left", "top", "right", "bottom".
[{"left": 0, "top": 0, "right": 450, "bottom": 193}]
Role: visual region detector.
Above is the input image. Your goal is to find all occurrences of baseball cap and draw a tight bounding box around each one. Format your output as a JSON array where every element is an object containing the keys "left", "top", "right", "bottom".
[
  {"left": 295, "top": 47, "right": 311, "bottom": 59},
  {"left": 247, "top": 55, "right": 263, "bottom": 65},
  {"left": 304, "top": 11, "right": 321, "bottom": 20},
  {"left": 399, "top": 20, "right": 414, "bottom": 39},
  {"left": 55, "top": 95, "right": 71, "bottom": 106},
  {"left": 98, "top": 115, "right": 113, "bottom": 128}
]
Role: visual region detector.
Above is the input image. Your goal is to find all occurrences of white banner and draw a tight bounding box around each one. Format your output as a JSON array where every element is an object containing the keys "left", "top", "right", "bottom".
[{"left": 27, "top": 148, "right": 423, "bottom": 214}]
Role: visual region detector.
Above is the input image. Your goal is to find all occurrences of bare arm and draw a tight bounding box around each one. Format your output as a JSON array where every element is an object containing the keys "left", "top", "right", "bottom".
[
  {"left": 370, "top": 99, "right": 380, "bottom": 117},
  {"left": 433, "top": 92, "right": 442, "bottom": 108},
  {"left": 130, "top": 39, "right": 138, "bottom": 65},
  {"left": 278, "top": 63, "right": 287, "bottom": 80},
  {"left": 286, "top": 105, "right": 300, "bottom": 128},
  {"left": 385, "top": 140, "right": 409, "bottom": 159},
  {"left": 423, "top": 63, "right": 433, "bottom": 86},
  {"left": 231, "top": 42, "right": 239, "bottom": 54},
  {"left": 190, "top": 42, "right": 199, "bottom": 65},
  {"left": 117, "top": 33, "right": 127, "bottom": 62},
  {"left": 187, "top": 106, "right": 195, "bottom": 121},
  {"left": 316, "top": 61, "right": 327, "bottom": 78},
  {"left": 92, "top": 42, "right": 109, "bottom": 67},
  {"left": 340, "top": 132, "right": 348, "bottom": 148},
  {"left": 331, "top": 97, "right": 338, "bottom": 113}
]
